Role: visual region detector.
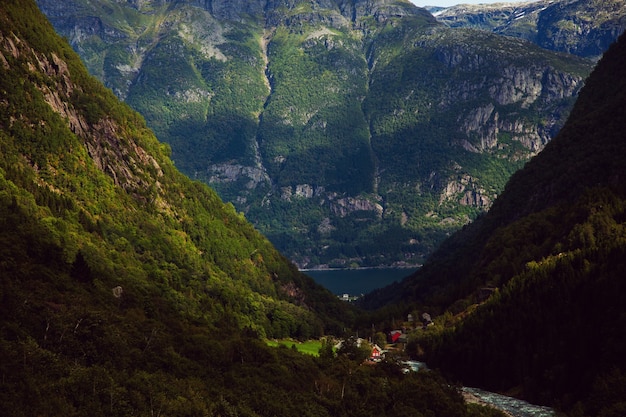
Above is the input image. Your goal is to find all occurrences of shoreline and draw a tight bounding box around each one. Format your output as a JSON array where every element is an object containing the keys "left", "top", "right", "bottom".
[{"left": 299, "top": 264, "right": 421, "bottom": 272}]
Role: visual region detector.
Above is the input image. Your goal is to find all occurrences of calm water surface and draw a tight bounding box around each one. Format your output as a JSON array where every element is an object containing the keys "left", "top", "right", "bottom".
[{"left": 304, "top": 267, "right": 417, "bottom": 295}]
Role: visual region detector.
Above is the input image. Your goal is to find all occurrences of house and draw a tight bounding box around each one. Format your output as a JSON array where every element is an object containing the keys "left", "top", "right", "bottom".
[
  {"left": 370, "top": 344, "right": 384, "bottom": 361},
  {"left": 421, "top": 312, "right": 433, "bottom": 329},
  {"left": 335, "top": 338, "right": 386, "bottom": 362},
  {"left": 390, "top": 330, "right": 405, "bottom": 343}
]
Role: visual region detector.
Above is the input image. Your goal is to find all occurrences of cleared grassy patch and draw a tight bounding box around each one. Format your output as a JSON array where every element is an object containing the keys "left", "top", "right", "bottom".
[{"left": 266, "top": 339, "right": 323, "bottom": 356}]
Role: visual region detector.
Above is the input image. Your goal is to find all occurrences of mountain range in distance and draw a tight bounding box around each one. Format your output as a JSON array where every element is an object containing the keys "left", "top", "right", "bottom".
[
  {"left": 35, "top": 0, "right": 622, "bottom": 269},
  {"left": 432, "top": 0, "right": 626, "bottom": 61}
]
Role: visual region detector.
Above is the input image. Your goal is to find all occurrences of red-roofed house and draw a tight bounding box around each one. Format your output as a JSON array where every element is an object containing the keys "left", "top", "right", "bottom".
[
  {"left": 390, "top": 330, "right": 403, "bottom": 343},
  {"left": 370, "top": 344, "right": 383, "bottom": 361}
]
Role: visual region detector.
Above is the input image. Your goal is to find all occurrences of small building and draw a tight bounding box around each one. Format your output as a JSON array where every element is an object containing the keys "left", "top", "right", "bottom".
[
  {"left": 390, "top": 330, "right": 405, "bottom": 343},
  {"left": 370, "top": 344, "right": 384, "bottom": 361},
  {"left": 421, "top": 312, "right": 433, "bottom": 329}
]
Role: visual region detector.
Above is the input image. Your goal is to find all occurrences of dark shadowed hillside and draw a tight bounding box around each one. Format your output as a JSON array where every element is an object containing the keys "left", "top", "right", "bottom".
[{"left": 362, "top": 30, "right": 626, "bottom": 416}]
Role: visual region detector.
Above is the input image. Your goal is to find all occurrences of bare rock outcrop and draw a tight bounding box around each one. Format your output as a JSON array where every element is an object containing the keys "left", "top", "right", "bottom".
[
  {"left": 14, "top": 37, "right": 166, "bottom": 204},
  {"left": 440, "top": 175, "right": 492, "bottom": 209},
  {"left": 207, "top": 163, "right": 270, "bottom": 190},
  {"left": 329, "top": 196, "right": 383, "bottom": 218}
]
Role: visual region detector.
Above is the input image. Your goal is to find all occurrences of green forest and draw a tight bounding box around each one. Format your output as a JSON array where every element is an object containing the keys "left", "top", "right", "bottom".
[{"left": 3, "top": 1, "right": 626, "bottom": 416}]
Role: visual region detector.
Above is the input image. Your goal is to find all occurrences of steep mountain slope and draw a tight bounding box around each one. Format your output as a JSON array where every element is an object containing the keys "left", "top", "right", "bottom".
[
  {"left": 0, "top": 3, "right": 514, "bottom": 416},
  {"left": 435, "top": 0, "right": 626, "bottom": 60},
  {"left": 36, "top": 0, "right": 593, "bottom": 268},
  {"left": 364, "top": 31, "right": 626, "bottom": 416},
  {"left": 0, "top": 0, "right": 353, "bottom": 348}
]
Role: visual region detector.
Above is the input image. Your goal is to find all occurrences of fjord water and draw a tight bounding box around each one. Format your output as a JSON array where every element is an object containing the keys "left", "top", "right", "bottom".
[{"left": 304, "top": 268, "right": 417, "bottom": 296}]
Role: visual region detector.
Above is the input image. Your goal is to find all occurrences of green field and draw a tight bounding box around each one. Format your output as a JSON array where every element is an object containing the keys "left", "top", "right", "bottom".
[{"left": 266, "top": 339, "right": 323, "bottom": 356}]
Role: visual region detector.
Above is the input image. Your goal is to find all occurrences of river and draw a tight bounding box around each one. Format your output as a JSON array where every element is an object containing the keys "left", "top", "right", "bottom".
[
  {"left": 304, "top": 267, "right": 417, "bottom": 296},
  {"left": 404, "top": 361, "right": 554, "bottom": 417},
  {"left": 462, "top": 387, "right": 555, "bottom": 417}
]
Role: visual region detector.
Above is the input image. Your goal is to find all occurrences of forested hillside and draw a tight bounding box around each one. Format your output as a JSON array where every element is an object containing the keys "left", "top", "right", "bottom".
[
  {"left": 0, "top": 2, "right": 509, "bottom": 416},
  {"left": 36, "top": 0, "right": 593, "bottom": 268},
  {"left": 0, "top": 0, "right": 350, "bottom": 342},
  {"left": 363, "top": 31, "right": 626, "bottom": 416}
]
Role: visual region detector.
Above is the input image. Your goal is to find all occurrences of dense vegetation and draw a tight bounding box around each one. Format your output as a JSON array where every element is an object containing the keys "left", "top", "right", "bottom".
[
  {"left": 5, "top": 1, "right": 624, "bottom": 414},
  {"left": 0, "top": 2, "right": 505, "bottom": 416},
  {"left": 421, "top": 190, "right": 626, "bottom": 414},
  {"left": 363, "top": 31, "right": 626, "bottom": 416},
  {"left": 0, "top": 0, "right": 346, "bottom": 340},
  {"left": 36, "top": 0, "right": 594, "bottom": 268}
]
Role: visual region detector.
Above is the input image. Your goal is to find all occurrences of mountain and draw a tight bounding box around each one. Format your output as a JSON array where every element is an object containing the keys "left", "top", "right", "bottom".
[
  {"left": 362, "top": 31, "right": 626, "bottom": 416},
  {"left": 1, "top": 2, "right": 511, "bottom": 416},
  {"left": 434, "top": 0, "right": 626, "bottom": 60},
  {"left": 35, "top": 0, "right": 593, "bottom": 269},
  {"left": 0, "top": 0, "right": 351, "bottom": 342}
]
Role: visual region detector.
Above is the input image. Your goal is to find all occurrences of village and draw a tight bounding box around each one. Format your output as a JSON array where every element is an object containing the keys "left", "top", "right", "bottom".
[{"left": 269, "top": 311, "right": 435, "bottom": 370}]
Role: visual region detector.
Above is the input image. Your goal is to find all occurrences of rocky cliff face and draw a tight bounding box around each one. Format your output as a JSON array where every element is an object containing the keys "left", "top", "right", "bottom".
[
  {"left": 433, "top": 0, "right": 552, "bottom": 40},
  {"left": 4, "top": 31, "right": 165, "bottom": 206},
  {"left": 197, "top": 0, "right": 426, "bottom": 26},
  {"left": 37, "top": 0, "right": 594, "bottom": 268},
  {"left": 427, "top": 29, "right": 584, "bottom": 155}
]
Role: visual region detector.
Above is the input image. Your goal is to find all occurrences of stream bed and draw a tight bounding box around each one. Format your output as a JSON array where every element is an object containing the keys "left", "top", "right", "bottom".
[
  {"left": 462, "top": 387, "right": 555, "bottom": 417},
  {"left": 404, "top": 362, "right": 555, "bottom": 417}
]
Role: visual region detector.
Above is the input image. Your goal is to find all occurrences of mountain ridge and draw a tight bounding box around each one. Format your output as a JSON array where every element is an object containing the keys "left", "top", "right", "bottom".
[
  {"left": 434, "top": 0, "right": 626, "bottom": 60},
  {"left": 1, "top": 0, "right": 351, "bottom": 340}
]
